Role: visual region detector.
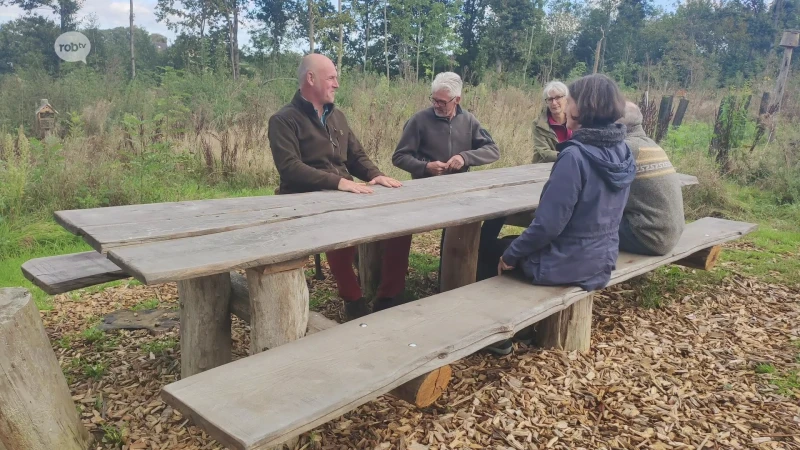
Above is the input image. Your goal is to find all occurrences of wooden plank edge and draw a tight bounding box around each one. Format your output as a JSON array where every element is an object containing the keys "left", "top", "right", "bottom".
[
  {"left": 20, "top": 259, "right": 128, "bottom": 296},
  {"left": 52, "top": 211, "right": 82, "bottom": 236}
]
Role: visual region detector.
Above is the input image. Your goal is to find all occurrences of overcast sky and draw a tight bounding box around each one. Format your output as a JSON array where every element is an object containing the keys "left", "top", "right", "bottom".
[{"left": 1, "top": 0, "right": 680, "bottom": 49}]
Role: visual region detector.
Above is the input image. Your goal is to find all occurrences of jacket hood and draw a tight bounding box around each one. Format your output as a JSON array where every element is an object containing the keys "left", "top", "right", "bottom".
[{"left": 560, "top": 123, "right": 635, "bottom": 191}]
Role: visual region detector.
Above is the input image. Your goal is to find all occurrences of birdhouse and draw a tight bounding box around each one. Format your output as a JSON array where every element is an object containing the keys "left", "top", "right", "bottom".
[
  {"left": 34, "top": 99, "right": 58, "bottom": 139},
  {"left": 780, "top": 30, "right": 800, "bottom": 49}
]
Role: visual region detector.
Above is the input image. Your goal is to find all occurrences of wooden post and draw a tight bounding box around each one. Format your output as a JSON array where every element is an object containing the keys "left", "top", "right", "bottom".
[
  {"left": 671, "top": 98, "right": 690, "bottom": 128},
  {"left": 178, "top": 273, "right": 232, "bottom": 378},
  {"left": 245, "top": 258, "right": 309, "bottom": 354},
  {"left": 767, "top": 30, "right": 800, "bottom": 142},
  {"left": 313, "top": 254, "right": 325, "bottom": 280},
  {"left": 654, "top": 95, "right": 674, "bottom": 143},
  {"left": 0, "top": 288, "right": 92, "bottom": 450},
  {"left": 440, "top": 222, "right": 482, "bottom": 292},
  {"left": 759, "top": 92, "right": 771, "bottom": 115},
  {"left": 358, "top": 242, "right": 383, "bottom": 300},
  {"left": 530, "top": 294, "right": 593, "bottom": 353}
]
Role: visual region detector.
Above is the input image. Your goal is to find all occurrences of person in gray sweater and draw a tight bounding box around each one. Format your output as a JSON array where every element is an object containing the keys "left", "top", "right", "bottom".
[
  {"left": 616, "top": 102, "right": 685, "bottom": 256},
  {"left": 392, "top": 72, "right": 501, "bottom": 299}
]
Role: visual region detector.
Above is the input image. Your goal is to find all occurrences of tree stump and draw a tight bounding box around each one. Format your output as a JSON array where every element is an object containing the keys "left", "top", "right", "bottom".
[
  {"left": 389, "top": 365, "right": 452, "bottom": 408},
  {"left": 440, "top": 222, "right": 482, "bottom": 292},
  {"left": 531, "top": 294, "right": 593, "bottom": 353},
  {"left": 178, "top": 273, "right": 232, "bottom": 378},
  {"left": 674, "top": 245, "right": 722, "bottom": 271},
  {"left": 0, "top": 288, "right": 92, "bottom": 450},
  {"left": 246, "top": 259, "right": 309, "bottom": 354}
]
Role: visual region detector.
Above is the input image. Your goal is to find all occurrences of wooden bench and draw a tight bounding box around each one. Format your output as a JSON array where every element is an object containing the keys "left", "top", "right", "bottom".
[{"left": 159, "top": 217, "right": 755, "bottom": 450}]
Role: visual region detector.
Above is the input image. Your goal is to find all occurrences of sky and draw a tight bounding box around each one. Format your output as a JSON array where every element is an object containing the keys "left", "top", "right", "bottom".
[{"left": 0, "top": 0, "right": 681, "bottom": 50}]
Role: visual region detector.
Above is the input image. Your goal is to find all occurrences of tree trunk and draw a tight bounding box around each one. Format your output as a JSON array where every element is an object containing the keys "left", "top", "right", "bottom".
[
  {"left": 337, "top": 0, "right": 343, "bottom": 69},
  {"left": 130, "top": 0, "right": 136, "bottom": 79},
  {"left": 363, "top": 2, "right": 370, "bottom": 72},
  {"left": 178, "top": 274, "right": 232, "bottom": 378},
  {"left": 309, "top": 0, "right": 315, "bottom": 53},
  {"left": 415, "top": 25, "right": 421, "bottom": 82},
  {"left": 0, "top": 288, "right": 93, "bottom": 450},
  {"left": 233, "top": 1, "right": 239, "bottom": 79},
  {"left": 384, "top": 0, "right": 389, "bottom": 78},
  {"left": 593, "top": 27, "right": 605, "bottom": 74}
]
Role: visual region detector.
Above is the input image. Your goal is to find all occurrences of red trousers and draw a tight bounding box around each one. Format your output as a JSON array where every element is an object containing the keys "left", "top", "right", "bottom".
[{"left": 325, "top": 235, "right": 413, "bottom": 301}]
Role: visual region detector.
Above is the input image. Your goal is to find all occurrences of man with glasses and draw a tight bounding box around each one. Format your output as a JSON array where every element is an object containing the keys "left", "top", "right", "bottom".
[{"left": 391, "top": 72, "right": 501, "bottom": 299}]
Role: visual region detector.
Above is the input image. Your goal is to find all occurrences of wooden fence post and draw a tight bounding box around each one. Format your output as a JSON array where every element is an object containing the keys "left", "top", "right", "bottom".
[
  {"left": 654, "top": 95, "right": 674, "bottom": 142},
  {"left": 0, "top": 288, "right": 92, "bottom": 450},
  {"left": 767, "top": 30, "right": 800, "bottom": 142},
  {"left": 671, "top": 98, "right": 690, "bottom": 129}
]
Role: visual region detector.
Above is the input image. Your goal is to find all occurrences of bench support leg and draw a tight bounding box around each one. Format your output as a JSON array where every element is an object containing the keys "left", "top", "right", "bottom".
[
  {"left": 389, "top": 365, "right": 452, "bottom": 408},
  {"left": 246, "top": 259, "right": 309, "bottom": 354},
  {"left": 532, "top": 294, "right": 594, "bottom": 353},
  {"left": 674, "top": 245, "right": 722, "bottom": 271},
  {"left": 440, "top": 222, "right": 481, "bottom": 292},
  {"left": 178, "top": 273, "right": 232, "bottom": 378},
  {"left": 0, "top": 288, "right": 93, "bottom": 450},
  {"left": 358, "top": 242, "right": 383, "bottom": 300}
]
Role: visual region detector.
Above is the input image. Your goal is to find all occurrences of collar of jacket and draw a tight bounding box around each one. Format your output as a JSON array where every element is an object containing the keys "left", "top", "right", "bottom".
[
  {"left": 429, "top": 104, "right": 464, "bottom": 122},
  {"left": 291, "top": 90, "right": 335, "bottom": 121},
  {"left": 556, "top": 123, "right": 627, "bottom": 151}
]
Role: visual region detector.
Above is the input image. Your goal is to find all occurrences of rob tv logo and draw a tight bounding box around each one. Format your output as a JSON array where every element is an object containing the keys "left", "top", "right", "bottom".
[{"left": 54, "top": 32, "right": 92, "bottom": 63}]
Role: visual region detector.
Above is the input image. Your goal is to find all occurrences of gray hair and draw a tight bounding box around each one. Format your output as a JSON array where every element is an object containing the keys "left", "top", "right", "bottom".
[
  {"left": 542, "top": 80, "right": 568, "bottom": 100},
  {"left": 431, "top": 72, "right": 462, "bottom": 97},
  {"left": 618, "top": 101, "right": 643, "bottom": 128}
]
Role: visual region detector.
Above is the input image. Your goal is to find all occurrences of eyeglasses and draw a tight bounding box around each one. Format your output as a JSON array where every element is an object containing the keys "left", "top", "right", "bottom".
[
  {"left": 545, "top": 95, "right": 565, "bottom": 103},
  {"left": 430, "top": 95, "right": 456, "bottom": 107}
]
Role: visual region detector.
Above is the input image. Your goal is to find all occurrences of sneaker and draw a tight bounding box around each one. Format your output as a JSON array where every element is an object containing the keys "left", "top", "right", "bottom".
[
  {"left": 484, "top": 339, "right": 513, "bottom": 356},
  {"left": 344, "top": 297, "right": 370, "bottom": 321}
]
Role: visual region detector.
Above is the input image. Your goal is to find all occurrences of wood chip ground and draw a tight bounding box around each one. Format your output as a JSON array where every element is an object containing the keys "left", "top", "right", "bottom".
[{"left": 41, "top": 234, "right": 800, "bottom": 449}]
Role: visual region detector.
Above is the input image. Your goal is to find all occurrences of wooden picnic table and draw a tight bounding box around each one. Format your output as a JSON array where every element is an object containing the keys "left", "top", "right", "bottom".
[{"left": 53, "top": 163, "right": 698, "bottom": 380}]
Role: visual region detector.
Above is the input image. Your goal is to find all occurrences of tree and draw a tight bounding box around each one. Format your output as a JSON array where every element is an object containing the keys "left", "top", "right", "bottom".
[
  {"left": 0, "top": 15, "right": 62, "bottom": 74},
  {"left": 0, "top": 0, "right": 82, "bottom": 31}
]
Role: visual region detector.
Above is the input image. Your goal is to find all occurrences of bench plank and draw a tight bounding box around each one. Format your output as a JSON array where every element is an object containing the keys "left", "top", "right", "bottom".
[
  {"left": 161, "top": 217, "right": 756, "bottom": 450},
  {"left": 21, "top": 252, "right": 128, "bottom": 295},
  {"left": 57, "top": 165, "right": 552, "bottom": 252}
]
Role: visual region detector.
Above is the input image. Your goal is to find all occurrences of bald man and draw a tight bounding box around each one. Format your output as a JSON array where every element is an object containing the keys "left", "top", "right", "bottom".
[
  {"left": 268, "top": 54, "right": 411, "bottom": 321},
  {"left": 617, "top": 102, "right": 685, "bottom": 256}
]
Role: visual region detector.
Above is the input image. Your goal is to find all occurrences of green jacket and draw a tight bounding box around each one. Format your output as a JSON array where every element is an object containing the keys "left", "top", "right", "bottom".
[{"left": 532, "top": 109, "right": 559, "bottom": 163}]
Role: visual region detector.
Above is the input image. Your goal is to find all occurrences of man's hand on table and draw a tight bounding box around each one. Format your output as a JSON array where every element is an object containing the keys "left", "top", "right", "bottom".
[
  {"left": 369, "top": 175, "right": 403, "bottom": 188},
  {"left": 338, "top": 178, "right": 374, "bottom": 194}
]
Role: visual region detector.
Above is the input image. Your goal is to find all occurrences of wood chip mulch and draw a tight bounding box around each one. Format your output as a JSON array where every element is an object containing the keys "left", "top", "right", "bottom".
[{"left": 40, "top": 236, "right": 800, "bottom": 450}]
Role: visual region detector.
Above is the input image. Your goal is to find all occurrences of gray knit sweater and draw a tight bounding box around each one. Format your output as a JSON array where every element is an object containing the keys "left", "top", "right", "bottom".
[{"left": 624, "top": 124, "right": 685, "bottom": 255}]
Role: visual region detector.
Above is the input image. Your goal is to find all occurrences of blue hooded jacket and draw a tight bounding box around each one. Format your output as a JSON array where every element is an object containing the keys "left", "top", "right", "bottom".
[{"left": 502, "top": 123, "right": 636, "bottom": 291}]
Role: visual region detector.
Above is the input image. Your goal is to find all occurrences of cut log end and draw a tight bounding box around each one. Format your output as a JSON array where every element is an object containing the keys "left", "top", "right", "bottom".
[
  {"left": 389, "top": 365, "right": 452, "bottom": 408},
  {"left": 674, "top": 245, "right": 722, "bottom": 271}
]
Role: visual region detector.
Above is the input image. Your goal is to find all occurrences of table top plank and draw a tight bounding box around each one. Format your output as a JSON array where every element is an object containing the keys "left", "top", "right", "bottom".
[
  {"left": 108, "top": 183, "right": 547, "bottom": 284},
  {"left": 56, "top": 165, "right": 553, "bottom": 246}
]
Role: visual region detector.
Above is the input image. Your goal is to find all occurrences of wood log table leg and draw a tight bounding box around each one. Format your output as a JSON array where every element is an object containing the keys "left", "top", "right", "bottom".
[
  {"left": 358, "top": 242, "right": 383, "bottom": 300},
  {"left": 0, "top": 288, "right": 92, "bottom": 450},
  {"left": 245, "top": 258, "right": 309, "bottom": 354},
  {"left": 440, "top": 222, "right": 482, "bottom": 293},
  {"left": 178, "top": 273, "right": 232, "bottom": 378},
  {"left": 530, "top": 294, "right": 594, "bottom": 353}
]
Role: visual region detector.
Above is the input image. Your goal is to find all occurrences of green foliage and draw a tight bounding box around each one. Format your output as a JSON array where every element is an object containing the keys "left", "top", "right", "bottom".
[
  {"left": 81, "top": 327, "right": 105, "bottom": 344},
  {"left": 140, "top": 338, "right": 178, "bottom": 355},
  {"left": 755, "top": 363, "right": 776, "bottom": 374},
  {"left": 131, "top": 299, "right": 160, "bottom": 311}
]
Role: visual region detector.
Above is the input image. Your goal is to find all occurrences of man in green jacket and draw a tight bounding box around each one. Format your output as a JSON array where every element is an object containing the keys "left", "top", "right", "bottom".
[
  {"left": 268, "top": 53, "right": 410, "bottom": 320},
  {"left": 617, "top": 102, "right": 685, "bottom": 255}
]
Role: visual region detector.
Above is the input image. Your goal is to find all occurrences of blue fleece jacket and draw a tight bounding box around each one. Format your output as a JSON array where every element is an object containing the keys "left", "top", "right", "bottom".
[{"left": 502, "top": 124, "right": 636, "bottom": 291}]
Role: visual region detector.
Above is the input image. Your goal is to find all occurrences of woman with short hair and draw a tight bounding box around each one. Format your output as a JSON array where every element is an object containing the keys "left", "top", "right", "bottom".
[
  {"left": 483, "top": 74, "right": 636, "bottom": 356},
  {"left": 532, "top": 80, "right": 572, "bottom": 163}
]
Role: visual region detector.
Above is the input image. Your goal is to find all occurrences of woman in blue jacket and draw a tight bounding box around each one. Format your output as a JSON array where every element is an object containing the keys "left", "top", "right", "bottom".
[{"left": 484, "top": 74, "right": 636, "bottom": 355}]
